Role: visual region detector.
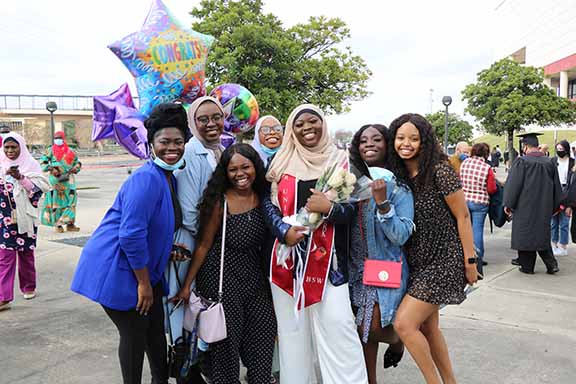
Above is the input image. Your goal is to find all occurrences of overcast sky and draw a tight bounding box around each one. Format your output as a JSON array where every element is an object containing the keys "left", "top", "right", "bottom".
[{"left": 1, "top": 0, "right": 499, "bottom": 132}]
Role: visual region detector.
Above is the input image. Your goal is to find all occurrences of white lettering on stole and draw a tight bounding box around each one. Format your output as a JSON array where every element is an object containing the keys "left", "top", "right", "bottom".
[{"left": 305, "top": 276, "right": 324, "bottom": 284}]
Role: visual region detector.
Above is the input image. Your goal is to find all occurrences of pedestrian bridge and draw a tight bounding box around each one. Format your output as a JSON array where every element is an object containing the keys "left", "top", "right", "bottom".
[{"left": 0, "top": 94, "right": 113, "bottom": 147}]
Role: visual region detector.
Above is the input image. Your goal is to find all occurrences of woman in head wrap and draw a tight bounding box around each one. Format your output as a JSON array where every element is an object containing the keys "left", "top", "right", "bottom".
[
  {"left": 251, "top": 115, "right": 283, "bottom": 166},
  {"left": 71, "top": 103, "right": 189, "bottom": 384},
  {"left": 0, "top": 133, "right": 50, "bottom": 311},
  {"left": 40, "top": 131, "right": 82, "bottom": 233},
  {"left": 263, "top": 104, "right": 368, "bottom": 384}
]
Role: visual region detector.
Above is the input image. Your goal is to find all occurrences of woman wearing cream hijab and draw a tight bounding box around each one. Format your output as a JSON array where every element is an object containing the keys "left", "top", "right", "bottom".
[
  {"left": 264, "top": 104, "right": 368, "bottom": 384},
  {"left": 251, "top": 115, "right": 284, "bottom": 166}
]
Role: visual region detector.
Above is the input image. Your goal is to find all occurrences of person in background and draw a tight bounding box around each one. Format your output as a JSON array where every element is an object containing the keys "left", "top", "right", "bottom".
[
  {"left": 0, "top": 133, "right": 50, "bottom": 312},
  {"left": 503, "top": 149, "right": 510, "bottom": 172},
  {"left": 460, "top": 143, "right": 497, "bottom": 275},
  {"left": 550, "top": 140, "right": 573, "bottom": 257},
  {"left": 40, "top": 132, "right": 82, "bottom": 233},
  {"left": 504, "top": 132, "right": 561, "bottom": 275},
  {"left": 263, "top": 104, "right": 368, "bottom": 384},
  {"left": 348, "top": 124, "right": 414, "bottom": 383},
  {"left": 447, "top": 141, "right": 470, "bottom": 176},
  {"left": 251, "top": 115, "right": 284, "bottom": 167},
  {"left": 387, "top": 113, "right": 478, "bottom": 384},
  {"left": 172, "top": 144, "right": 277, "bottom": 384},
  {"left": 0, "top": 125, "right": 11, "bottom": 147},
  {"left": 490, "top": 146, "right": 501, "bottom": 170},
  {"left": 539, "top": 143, "right": 550, "bottom": 157},
  {"left": 71, "top": 103, "right": 189, "bottom": 384}
]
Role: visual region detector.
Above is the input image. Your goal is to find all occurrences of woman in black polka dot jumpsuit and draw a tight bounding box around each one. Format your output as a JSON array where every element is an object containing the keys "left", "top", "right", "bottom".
[{"left": 174, "top": 144, "right": 276, "bottom": 384}]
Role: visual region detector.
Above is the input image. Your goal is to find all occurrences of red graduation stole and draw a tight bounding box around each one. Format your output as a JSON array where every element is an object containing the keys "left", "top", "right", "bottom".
[{"left": 270, "top": 174, "right": 335, "bottom": 308}]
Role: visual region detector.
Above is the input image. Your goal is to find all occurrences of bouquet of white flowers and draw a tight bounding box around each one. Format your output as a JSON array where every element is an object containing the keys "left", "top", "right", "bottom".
[{"left": 291, "top": 150, "right": 370, "bottom": 231}]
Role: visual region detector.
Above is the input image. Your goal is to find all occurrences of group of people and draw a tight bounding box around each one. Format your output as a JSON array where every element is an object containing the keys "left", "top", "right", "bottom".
[
  {"left": 71, "top": 98, "right": 479, "bottom": 384},
  {"left": 449, "top": 133, "right": 568, "bottom": 278},
  {"left": 0, "top": 130, "right": 81, "bottom": 312}
]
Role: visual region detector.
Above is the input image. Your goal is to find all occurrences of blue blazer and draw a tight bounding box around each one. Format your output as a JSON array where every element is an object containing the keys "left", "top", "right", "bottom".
[{"left": 71, "top": 161, "right": 175, "bottom": 311}]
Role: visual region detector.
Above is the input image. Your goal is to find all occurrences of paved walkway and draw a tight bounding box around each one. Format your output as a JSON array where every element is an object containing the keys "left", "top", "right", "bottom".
[{"left": 0, "top": 163, "right": 574, "bottom": 383}]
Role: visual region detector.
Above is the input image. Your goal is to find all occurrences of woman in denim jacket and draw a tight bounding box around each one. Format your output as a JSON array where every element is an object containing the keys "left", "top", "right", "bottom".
[{"left": 348, "top": 124, "right": 414, "bottom": 384}]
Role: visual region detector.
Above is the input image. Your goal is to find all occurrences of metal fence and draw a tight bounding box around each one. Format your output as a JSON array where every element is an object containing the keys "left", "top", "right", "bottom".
[{"left": 0, "top": 94, "right": 140, "bottom": 111}]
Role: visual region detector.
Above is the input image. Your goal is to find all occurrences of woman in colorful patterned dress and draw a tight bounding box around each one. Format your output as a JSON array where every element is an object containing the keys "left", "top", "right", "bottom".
[
  {"left": 0, "top": 133, "right": 50, "bottom": 311},
  {"left": 40, "top": 131, "right": 82, "bottom": 233}
]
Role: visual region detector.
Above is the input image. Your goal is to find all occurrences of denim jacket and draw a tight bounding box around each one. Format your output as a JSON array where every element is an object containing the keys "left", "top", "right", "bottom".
[{"left": 363, "top": 179, "right": 414, "bottom": 326}]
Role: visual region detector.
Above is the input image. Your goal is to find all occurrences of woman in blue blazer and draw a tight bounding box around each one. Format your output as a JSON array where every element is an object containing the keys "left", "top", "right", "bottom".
[{"left": 71, "top": 103, "right": 189, "bottom": 384}]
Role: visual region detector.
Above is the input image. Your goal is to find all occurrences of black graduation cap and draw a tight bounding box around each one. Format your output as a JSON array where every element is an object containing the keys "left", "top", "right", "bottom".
[{"left": 517, "top": 132, "right": 543, "bottom": 147}]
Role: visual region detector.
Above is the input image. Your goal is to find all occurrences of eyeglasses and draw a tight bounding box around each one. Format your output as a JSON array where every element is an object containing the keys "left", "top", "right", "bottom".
[
  {"left": 260, "top": 125, "right": 283, "bottom": 135},
  {"left": 196, "top": 114, "right": 223, "bottom": 126}
]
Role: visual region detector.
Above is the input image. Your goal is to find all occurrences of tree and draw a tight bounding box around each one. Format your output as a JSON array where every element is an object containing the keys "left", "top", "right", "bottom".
[
  {"left": 333, "top": 129, "right": 353, "bottom": 148},
  {"left": 425, "top": 111, "right": 474, "bottom": 146},
  {"left": 191, "top": 0, "right": 372, "bottom": 122},
  {"left": 462, "top": 58, "right": 576, "bottom": 160}
]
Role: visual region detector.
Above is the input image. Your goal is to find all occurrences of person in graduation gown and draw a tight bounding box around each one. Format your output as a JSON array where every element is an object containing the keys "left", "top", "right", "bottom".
[{"left": 504, "top": 132, "right": 561, "bottom": 274}]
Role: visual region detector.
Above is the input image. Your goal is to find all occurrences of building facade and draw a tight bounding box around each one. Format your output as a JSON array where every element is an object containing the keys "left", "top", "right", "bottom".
[{"left": 494, "top": 0, "right": 576, "bottom": 99}]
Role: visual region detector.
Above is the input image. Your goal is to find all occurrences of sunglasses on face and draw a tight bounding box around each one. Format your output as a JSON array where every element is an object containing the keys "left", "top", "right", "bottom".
[
  {"left": 260, "top": 125, "right": 283, "bottom": 135},
  {"left": 196, "top": 114, "right": 223, "bottom": 126}
]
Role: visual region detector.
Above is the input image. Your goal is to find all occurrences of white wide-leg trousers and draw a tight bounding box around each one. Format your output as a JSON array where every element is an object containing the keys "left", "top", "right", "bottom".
[{"left": 271, "top": 281, "right": 368, "bottom": 384}]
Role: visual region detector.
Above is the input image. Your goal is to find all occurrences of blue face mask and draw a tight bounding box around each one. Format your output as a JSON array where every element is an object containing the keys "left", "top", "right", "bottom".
[
  {"left": 261, "top": 146, "right": 279, "bottom": 158},
  {"left": 459, "top": 153, "right": 468, "bottom": 161},
  {"left": 54, "top": 139, "right": 64, "bottom": 146},
  {"left": 153, "top": 156, "right": 185, "bottom": 171},
  {"left": 367, "top": 166, "right": 395, "bottom": 182},
  {"left": 150, "top": 147, "right": 185, "bottom": 171}
]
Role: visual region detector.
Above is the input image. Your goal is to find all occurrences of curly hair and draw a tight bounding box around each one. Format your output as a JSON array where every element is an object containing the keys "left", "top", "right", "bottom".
[
  {"left": 197, "top": 143, "right": 266, "bottom": 233},
  {"left": 349, "top": 124, "right": 389, "bottom": 178},
  {"left": 386, "top": 113, "right": 447, "bottom": 189}
]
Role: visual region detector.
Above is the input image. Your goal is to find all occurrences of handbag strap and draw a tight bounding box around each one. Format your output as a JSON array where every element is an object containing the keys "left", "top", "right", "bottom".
[{"left": 217, "top": 199, "right": 227, "bottom": 302}]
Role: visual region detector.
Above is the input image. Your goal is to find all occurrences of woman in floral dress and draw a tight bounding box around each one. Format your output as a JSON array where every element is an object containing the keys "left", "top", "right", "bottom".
[
  {"left": 40, "top": 131, "right": 82, "bottom": 233},
  {"left": 0, "top": 133, "right": 50, "bottom": 311}
]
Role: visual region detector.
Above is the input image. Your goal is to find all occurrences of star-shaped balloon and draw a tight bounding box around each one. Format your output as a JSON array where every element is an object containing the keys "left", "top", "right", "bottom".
[{"left": 109, "top": 0, "right": 214, "bottom": 116}]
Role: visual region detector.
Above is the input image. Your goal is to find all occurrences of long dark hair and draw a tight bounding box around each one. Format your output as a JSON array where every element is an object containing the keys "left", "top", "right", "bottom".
[
  {"left": 197, "top": 143, "right": 266, "bottom": 232},
  {"left": 386, "top": 113, "right": 447, "bottom": 188},
  {"left": 349, "top": 124, "right": 389, "bottom": 178}
]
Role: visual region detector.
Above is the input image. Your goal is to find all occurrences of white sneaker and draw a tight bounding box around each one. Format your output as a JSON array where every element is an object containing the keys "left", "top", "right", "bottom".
[
  {"left": 558, "top": 247, "right": 568, "bottom": 256},
  {"left": 23, "top": 291, "right": 36, "bottom": 300}
]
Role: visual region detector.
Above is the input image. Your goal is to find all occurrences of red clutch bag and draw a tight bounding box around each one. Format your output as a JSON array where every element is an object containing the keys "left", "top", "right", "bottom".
[{"left": 363, "top": 259, "right": 402, "bottom": 289}]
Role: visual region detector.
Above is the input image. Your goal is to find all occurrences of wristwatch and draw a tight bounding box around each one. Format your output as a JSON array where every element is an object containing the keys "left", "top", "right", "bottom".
[
  {"left": 376, "top": 200, "right": 391, "bottom": 211},
  {"left": 467, "top": 257, "right": 477, "bottom": 265}
]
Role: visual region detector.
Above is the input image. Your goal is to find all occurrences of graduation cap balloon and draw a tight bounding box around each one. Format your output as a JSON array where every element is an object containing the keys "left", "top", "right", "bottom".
[{"left": 108, "top": 0, "right": 215, "bottom": 116}]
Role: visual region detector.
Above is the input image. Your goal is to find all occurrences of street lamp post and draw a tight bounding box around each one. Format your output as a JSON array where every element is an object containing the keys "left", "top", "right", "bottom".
[
  {"left": 442, "top": 96, "right": 452, "bottom": 153},
  {"left": 46, "top": 101, "right": 57, "bottom": 144}
]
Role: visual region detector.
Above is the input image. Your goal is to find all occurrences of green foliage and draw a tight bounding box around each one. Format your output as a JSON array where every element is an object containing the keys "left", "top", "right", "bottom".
[
  {"left": 462, "top": 59, "right": 576, "bottom": 136},
  {"left": 425, "top": 111, "right": 474, "bottom": 145},
  {"left": 191, "top": 0, "right": 372, "bottom": 122}
]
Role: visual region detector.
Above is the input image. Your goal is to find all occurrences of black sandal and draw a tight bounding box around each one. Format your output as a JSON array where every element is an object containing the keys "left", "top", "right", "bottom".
[{"left": 383, "top": 344, "right": 404, "bottom": 369}]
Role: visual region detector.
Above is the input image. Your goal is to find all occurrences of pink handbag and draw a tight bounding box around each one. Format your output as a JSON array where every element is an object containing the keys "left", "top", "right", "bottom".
[
  {"left": 363, "top": 259, "right": 402, "bottom": 289},
  {"left": 196, "top": 200, "right": 228, "bottom": 343},
  {"left": 183, "top": 292, "right": 204, "bottom": 332}
]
